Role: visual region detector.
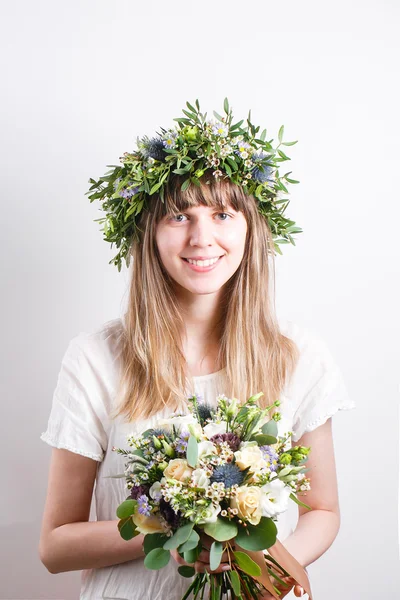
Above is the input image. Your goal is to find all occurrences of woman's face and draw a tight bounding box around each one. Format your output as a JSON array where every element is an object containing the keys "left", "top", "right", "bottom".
[{"left": 155, "top": 203, "right": 248, "bottom": 295}]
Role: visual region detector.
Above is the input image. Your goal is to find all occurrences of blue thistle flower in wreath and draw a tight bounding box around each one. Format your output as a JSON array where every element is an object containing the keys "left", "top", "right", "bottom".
[
  {"left": 137, "top": 135, "right": 167, "bottom": 162},
  {"left": 251, "top": 152, "right": 274, "bottom": 184},
  {"left": 210, "top": 463, "right": 245, "bottom": 487}
]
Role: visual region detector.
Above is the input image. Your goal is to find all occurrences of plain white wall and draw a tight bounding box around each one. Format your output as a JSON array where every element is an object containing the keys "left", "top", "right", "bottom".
[{"left": 1, "top": 0, "right": 399, "bottom": 598}]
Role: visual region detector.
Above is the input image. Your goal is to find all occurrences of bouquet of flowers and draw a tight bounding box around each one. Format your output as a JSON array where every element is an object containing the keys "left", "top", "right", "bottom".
[{"left": 111, "top": 392, "right": 313, "bottom": 599}]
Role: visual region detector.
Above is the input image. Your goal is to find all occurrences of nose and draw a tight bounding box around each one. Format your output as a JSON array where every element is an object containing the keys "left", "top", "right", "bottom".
[{"left": 188, "top": 216, "right": 216, "bottom": 247}]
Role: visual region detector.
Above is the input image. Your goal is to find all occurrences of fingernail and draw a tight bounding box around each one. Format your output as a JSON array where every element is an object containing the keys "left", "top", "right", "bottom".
[{"left": 221, "top": 565, "right": 231, "bottom": 571}]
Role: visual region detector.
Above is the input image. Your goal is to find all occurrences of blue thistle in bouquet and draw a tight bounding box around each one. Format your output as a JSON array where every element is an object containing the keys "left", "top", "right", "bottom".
[{"left": 111, "top": 391, "right": 313, "bottom": 599}]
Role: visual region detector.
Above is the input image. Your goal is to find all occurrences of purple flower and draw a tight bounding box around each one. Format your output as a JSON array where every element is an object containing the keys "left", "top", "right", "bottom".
[
  {"left": 159, "top": 498, "right": 182, "bottom": 529},
  {"left": 137, "top": 494, "right": 151, "bottom": 516},
  {"left": 210, "top": 432, "right": 241, "bottom": 452},
  {"left": 260, "top": 445, "right": 279, "bottom": 471},
  {"left": 130, "top": 484, "right": 150, "bottom": 500},
  {"left": 175, "top": 430, "right": 190, "bottom": 454}
]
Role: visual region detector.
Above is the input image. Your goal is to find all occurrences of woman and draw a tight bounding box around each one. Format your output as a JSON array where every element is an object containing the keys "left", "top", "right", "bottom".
[{"left": 39, "top": 107, "right": 355, "bottom": 599}]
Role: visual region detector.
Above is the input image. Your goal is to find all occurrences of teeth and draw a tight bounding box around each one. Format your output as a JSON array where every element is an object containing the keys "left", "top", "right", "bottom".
[{"left": 187, "top": 257, "right": 220, "bottom": 267}]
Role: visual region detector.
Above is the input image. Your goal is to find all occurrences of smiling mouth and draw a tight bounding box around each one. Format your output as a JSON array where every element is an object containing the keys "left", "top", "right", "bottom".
[{"left": 181, "top": 256, "right": 224, "bottom": 264}]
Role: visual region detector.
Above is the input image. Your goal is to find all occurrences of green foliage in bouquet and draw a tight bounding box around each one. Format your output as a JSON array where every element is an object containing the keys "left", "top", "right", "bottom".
[{"left": 111, "top": 392, "right": 311, "bottom": 598}]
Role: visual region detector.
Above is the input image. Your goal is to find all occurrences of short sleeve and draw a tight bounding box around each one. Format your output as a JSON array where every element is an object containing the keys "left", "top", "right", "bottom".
[
  {"left": 289, "top": 328, "right": 356, "bottom": 443},
  {"left": 40, "top": 336, "right": 109, "bottom": 461}
]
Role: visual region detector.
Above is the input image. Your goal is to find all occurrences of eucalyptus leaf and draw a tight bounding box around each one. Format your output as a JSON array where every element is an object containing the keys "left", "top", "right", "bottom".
[
  {"left": 210, "top": 541, "right": 223, "bottom": 571},
  {"left": 233, "top": 551, "right": 261, "bottom": 577},
  {"left": 186, "top": 435, "right": 198, "bottom": 468},
  {"left": 235, "top": 517, "right": 277, "bottom": 551},
  {"left": 143, "top": 533, "right": 169, "bottom": 555},
  {"left": 163, "top": 523, "right": 194, "bottom": 550},
  {"left": 183, "top": 543, "right": 201, "bottom": 564},
  {"left": 251, "top": 433, "right": 277, "bottom": 445},
  {"left": 178, "top": 528, "right": 200, "bottom": 552},
  {"left": 229, "top": 569, "right": 241, "bottom": 595},
  {"left": 261, "top": 420, "right": 278, "bottom": 437},
  {"left": 204, "top": 517, "right": 237, "bottom": 541},
  {"left": 117, "top": 516, "right": 137, "bottom": 541},
  {"left": 144, "top": 547, "right": 171, "bottom": 570},
  {"left": 178, "top": 565, "right": 196, "bottom": 578},
  {"left": 116, "top": 499, "right": 136, "bottom": 519}
]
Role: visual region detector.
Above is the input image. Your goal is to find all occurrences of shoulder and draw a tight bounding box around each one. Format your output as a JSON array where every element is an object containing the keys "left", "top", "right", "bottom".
[
  {"left": 278, "top": 317, "right": 332, "bottom": 358},
  {"left": 69, "top": 317, "right": 125, "bottom": 361},
  {"left": 277, "top": 317, "right": 344, "bottom": 401},
  {"left": 61, "top": 317, "right": 126, "bottom": 404}
]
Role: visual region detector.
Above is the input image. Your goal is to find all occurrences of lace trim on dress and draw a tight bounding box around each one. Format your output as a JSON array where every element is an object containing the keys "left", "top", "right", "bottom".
[
  {"left": 301, "top": 401, "right": 356, "bottom": 435},
  {"left": 40, "top": 431, "right": 104, "bottom": 462}
]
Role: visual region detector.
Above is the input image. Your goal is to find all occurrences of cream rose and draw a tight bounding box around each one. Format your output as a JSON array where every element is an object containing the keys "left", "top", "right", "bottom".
[
  {"left": 132, "top": 512, "right": 165, "bottom": 535},
  {"left": 230, "top": 485, "right": 262, "bottom": 525},
  {"left": 234, "top": 446, "right": 268, "bottom": 472},
  {"left": 163, "top": 458, "right": 193, "bottom": 482}
]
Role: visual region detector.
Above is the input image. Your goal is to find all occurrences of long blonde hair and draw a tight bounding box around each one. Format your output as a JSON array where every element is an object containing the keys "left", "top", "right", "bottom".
[{"left": 111, "top": 172, "right": 299, "bottom": 422}]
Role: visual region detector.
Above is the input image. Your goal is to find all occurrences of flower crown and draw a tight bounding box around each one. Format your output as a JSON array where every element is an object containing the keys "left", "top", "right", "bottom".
[{"left": 86, "top": 98, "right": 302, "bottom": 272}]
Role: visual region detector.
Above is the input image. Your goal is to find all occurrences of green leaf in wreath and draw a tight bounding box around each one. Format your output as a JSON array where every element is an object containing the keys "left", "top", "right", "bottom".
[
  {"left": 186, "top": 435, "right": 198, "bottom": 468},
  {"left": 163, "top": 523, "right": 194, "bottom": 550},
  {"left": 204, "top": 517, "right": 237, "bottom": 541},
  {"left": 143, "top": 532, "right": 169, "bottom": 555},
  {"left": 233, "top": 551, "right": 261, "bottom": 577},
  {"left": 144, "top": 547, "right": 171, "bottom": 570},
  {"left": 210, "top": 541, "right": 223, "bottom": 571},
  {"left": 178, "top": 565, "right": 196, "bottom": 578},
  {"left": 235, "top": 517, "right": 277, "bottom": 551},
  {"left": 116, "top": 499, "right": 136, "bottom": 519}
]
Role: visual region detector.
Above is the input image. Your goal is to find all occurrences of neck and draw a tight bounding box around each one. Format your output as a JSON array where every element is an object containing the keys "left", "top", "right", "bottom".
[{"left": 175, "top": 286, "right": 225, "bottom": 346}]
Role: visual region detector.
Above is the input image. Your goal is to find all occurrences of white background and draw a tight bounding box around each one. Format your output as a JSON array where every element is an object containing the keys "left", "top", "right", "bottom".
[{"left": 1, "top": 0, "right": 399, "bottom": 598}]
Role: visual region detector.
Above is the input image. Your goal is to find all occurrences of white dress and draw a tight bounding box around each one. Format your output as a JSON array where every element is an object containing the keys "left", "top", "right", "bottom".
[{"left": 40, "top": 316, "right": 356, "bottom": 600}]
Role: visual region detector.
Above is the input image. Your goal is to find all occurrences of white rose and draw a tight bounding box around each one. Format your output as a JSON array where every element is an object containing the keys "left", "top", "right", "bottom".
[
  {"left": 203, "top": 421, "right": 228, "bottom": 439},
  {"left": 149, "top": 481, "right": 162, "bottom": 501},
  {"left": 197, "top": 440, "right": 217, "bottom": 460},
  {"left": 191, "top": 468, "right": 210, "bottom": 488},
  {"left": 260, "top": 479, "right": 292, "bottom": 518},
  {"left": 195, "top": 503, "right": 221, "bottom": 524},
  {"left": 157, "top": 414, "right": 199, "bottom": 434}
]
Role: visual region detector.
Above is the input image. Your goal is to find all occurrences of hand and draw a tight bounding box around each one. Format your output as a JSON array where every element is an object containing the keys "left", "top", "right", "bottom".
[
  {"left": 259, "top": 573, "right": 305, "bottom": 598},
  {"left": 171, "top": 531, "right": 235, "bottom": 574}
]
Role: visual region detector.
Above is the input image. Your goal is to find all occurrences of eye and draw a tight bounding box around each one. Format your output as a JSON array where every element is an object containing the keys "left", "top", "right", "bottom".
[
  {"left": 169, "top": 212, "right": 232, "bottom": 222},
  {"left": 217, "top": 212, "right": 232, "bottom": 221},
  {"left": 170, "top": 214, "right": 188, "bottom": 222}
]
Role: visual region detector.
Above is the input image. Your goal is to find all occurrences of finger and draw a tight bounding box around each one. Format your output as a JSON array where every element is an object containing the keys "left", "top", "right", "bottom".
[
  {"left": 294, "top": 585, "right": 305, "bottom": 597},
  {"left": 194, "top": 560, "right": 231, "bottom": 574}
]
